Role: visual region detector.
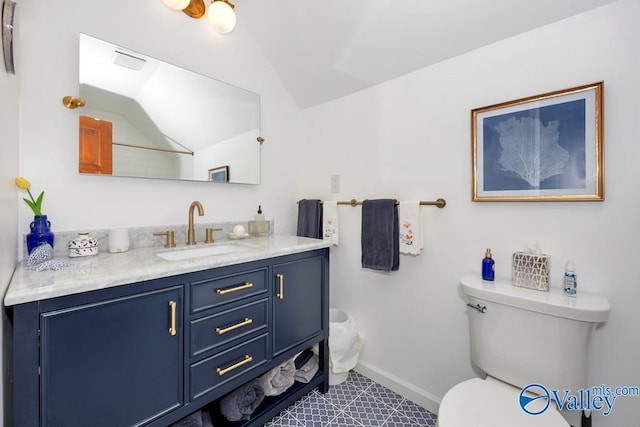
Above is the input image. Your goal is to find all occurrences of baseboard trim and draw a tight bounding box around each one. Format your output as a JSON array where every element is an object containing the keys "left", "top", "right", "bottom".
[{"left": 354, "top": 361, "right": 441, "bottom": 415}]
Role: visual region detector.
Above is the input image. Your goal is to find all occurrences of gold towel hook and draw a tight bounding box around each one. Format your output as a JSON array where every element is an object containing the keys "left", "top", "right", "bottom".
[{"left": 62, "top": 96, "right": 86, "bottom": 109}]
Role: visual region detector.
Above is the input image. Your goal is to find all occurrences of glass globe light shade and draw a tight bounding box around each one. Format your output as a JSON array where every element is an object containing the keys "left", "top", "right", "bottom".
[
  {"left": 207, "top": 1, "right": 236, "bottom": 34},
  {"left": 162, "top": 0, "right": 191, "bottom": 10}
]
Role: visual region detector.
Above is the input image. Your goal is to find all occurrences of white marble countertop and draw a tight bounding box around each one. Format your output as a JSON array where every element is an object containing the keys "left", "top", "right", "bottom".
[{"left": 5, "top": 235, "right": 330, "bottom": 306}]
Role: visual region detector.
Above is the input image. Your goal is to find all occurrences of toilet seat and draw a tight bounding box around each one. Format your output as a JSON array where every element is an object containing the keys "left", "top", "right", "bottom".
[{"left": 437, "top": 378, "right": 569, "bottom": 427}]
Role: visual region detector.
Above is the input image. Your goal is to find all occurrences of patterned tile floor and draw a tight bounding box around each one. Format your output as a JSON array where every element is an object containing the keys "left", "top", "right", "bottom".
[{"left": 264, "top": 371, "right": 438, "bottom": 426}]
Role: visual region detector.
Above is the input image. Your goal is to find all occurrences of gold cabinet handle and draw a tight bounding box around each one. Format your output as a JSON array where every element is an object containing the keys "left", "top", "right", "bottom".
[
  {"left": 216, "top": 282, "right": 253, "bottom": 295},
  {"left": 276, "top": 273, "right": 284, "bottom": 299},
  {"left": 168, "top": 301, "right": 177, "bottom": 336},
  {"left": 216, "top": 318, "right": 253, "bottom": 335},
  {"left": 216, "top": 355, "right": 253, "bottom": 376}
]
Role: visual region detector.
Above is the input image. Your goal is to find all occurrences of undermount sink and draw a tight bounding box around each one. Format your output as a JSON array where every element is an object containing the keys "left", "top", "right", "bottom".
[{"left": 156, "top": 242, "right": 253, "bottom": 261}]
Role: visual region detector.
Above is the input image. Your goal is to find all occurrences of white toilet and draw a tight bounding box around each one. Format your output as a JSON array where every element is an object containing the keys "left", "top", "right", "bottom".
[{"left": 437, "top": 274, "right": 610, "bottom": 427}]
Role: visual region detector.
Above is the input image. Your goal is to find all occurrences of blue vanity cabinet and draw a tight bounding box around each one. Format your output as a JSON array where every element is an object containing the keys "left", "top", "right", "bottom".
[
  {"left": 39, "top": 285, "right": 184, "bottom": 427},
  {"left": 7, "top": 246, "right": 329, "bottom": 427}
]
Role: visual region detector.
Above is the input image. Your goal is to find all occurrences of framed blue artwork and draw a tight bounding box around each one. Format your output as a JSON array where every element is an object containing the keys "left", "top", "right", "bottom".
[
  {"left": 472, "top": 82, "right": 604, "bottom": 201},
  {"left": 208, "top": 165, "right": 229, "bottom": 183}
]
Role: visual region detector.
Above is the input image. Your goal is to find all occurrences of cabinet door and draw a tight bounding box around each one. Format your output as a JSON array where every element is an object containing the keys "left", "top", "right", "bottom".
[
  {"left": 40, "top": 287, "right": 183, "bottom": 427},
  {"left": 273, "top": 256, "right": 324, "bottom": 355}
]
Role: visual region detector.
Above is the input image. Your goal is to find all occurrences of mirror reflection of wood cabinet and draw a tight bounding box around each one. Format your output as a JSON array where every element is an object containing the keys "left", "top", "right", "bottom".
[{"left": 79, "top": 115, "right": 113, "bottom": 175}]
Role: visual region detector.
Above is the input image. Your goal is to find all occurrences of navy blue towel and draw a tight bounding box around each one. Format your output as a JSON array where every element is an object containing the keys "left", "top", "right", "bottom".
[
  {"left": 361, "top": 199, "right": 399, "bottom": 272},
  {"left": 296, "top": 199, "right": 323, "bottom": 239}
]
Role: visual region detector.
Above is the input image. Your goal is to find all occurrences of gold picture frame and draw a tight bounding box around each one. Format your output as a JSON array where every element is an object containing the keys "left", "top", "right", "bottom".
[{"left": 472, "top": 82, "right": 604, "bottom": 202}]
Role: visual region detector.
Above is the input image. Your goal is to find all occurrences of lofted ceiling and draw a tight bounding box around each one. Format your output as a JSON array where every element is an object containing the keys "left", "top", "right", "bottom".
[{"left": 240, "top": 0, "right": 619, "bottom": 108}]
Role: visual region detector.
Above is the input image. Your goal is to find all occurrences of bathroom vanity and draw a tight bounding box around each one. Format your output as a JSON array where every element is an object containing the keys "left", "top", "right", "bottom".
[{"left": 5, "top": 235, "right": 330, "bottom": 427}]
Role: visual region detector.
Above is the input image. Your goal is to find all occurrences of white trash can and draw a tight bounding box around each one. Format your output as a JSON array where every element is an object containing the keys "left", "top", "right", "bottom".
[{"left": 329, "top": 308, "right": 362, "bottom": 385}]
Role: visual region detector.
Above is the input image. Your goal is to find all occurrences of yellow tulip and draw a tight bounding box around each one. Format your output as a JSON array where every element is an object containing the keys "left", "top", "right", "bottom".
[
  {"left": 15, "top": 177, "right": 31, "bottom": 190},
  {"left": 15, "top": 177, "right": 44, "bottom": 216}
]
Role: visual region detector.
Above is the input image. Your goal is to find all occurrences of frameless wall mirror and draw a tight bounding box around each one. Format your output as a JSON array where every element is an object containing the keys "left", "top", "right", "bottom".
[{"left": 78, "top": 33, "right": 261, "bottom": 184}]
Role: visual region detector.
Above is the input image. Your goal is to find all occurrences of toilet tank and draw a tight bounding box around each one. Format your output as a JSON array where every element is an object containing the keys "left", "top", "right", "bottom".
[{"left": 460, "top": 275, "right": 610, "bottom": 394}]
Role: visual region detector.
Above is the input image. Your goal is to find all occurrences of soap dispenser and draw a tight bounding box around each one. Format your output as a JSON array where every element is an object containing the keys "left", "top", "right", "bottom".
[
  {"left": 255, "top": 205, "right": 265, "bottom": 221},
  {"left": 249, "top": 205, "right": 269, "bottom": 236}
]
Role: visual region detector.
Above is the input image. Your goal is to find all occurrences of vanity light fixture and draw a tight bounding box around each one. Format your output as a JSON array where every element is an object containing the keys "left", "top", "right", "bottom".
[{"left": 162, "top": 0, "right": 237, "bottom": 35}]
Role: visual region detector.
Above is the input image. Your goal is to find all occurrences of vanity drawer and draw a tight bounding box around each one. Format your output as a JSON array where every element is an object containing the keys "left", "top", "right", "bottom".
[
  {"left": 190, "top": 333, "right": 268, "bottom": 400},
  {"left": 190, "top": 298, "right": 268, "bottom": 357},
  {"left": 190, "top": 268, "right": 268, "bottom": 313}
]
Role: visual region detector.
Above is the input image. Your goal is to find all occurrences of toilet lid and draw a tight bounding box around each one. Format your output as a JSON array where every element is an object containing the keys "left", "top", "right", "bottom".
[{"left": 438, "top": 378, "right": 569, "bottom": 427}]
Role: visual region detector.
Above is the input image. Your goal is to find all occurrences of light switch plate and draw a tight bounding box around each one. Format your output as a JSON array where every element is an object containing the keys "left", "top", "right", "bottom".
[{"left": 330, "top": 174, "right": 340, "bottom": 193}]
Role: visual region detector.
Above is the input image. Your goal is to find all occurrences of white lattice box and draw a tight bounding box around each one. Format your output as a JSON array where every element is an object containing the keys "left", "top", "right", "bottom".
[{"left": 512, "top": 252, "right": 550, "bottom": 292}]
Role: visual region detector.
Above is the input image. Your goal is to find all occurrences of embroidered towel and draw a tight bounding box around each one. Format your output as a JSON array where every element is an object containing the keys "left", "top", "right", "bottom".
[
  {"left": 361, "top": 199, "right": 399, "bottom": 272},
  {"left": 296, "top": 199, "right": 323, "bottom": 239},
  {"left": 399, "top": 201, "right": 423, "bottom": 255},
  {"left": 322, "top": 201, "right": 339, "bottom": 246}
]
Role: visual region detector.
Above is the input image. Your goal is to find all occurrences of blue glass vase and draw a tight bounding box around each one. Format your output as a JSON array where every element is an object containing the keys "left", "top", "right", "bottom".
[{"left": 27, "top": 215, "right": 54, "bottom": 254}]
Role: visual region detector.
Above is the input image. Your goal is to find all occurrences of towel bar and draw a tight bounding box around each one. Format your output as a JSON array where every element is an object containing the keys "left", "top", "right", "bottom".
[
  {"left": 298, "top": 198, "right": 446, "bottom": 208},
  {"left": 338, "top": 198, "right": 446, "bottom": 208}
]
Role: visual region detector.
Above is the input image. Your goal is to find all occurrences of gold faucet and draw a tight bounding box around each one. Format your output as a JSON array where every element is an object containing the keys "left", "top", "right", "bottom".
[{"left": 187, "top": 201, "right": 204, "bottom": 245}]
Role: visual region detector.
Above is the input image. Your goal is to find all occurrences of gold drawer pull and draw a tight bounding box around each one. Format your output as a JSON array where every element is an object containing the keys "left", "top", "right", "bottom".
[
  {"left": 217, "top": 355, "right": 253, "bottom": 376},
  {"left": 276, "top": 273, "right": 284, "bottom": 300},
  {"left": 216, "top": 282, "right": 253, "bottom": 295},
  {"left": 168, "top": 301, "right": 177, "bottom": 336},
  {"left": 216, "top": 318, "right": 253, "bottom": 335}
]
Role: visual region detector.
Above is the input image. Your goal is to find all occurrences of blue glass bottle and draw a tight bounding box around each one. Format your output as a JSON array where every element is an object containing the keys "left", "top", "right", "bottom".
[
  {"left": 26, "top": 215, "right": 55, "bottom": 254},
  {"left": 482, "top": 248, "right": 495, "bottom": 281}
]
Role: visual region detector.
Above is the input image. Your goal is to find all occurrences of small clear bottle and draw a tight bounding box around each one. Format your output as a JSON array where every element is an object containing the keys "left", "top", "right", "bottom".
[
  {"left": 482, "top": 248, "right": 495, "bottom": 281},
  {"left": 563, "top": 259, "right": 577, "bottom": 297}
]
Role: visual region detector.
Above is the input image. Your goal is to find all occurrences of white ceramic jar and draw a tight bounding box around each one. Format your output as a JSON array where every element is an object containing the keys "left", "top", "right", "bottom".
[{"left": 68, "top": 232, "right": 99, "bottom": 257}]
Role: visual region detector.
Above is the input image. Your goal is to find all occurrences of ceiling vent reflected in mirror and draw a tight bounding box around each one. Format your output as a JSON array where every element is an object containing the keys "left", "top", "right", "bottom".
[{"left": 111, "top": 50, "right": 147, "bottom": 71}]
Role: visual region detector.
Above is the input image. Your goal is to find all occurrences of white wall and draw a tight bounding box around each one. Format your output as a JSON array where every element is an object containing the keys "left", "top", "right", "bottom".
[
  {"left": 299, "top": 1, "right": 640, "bottom": 425},
  {"left": 0, "top": 25, "right": 20, "bottom": 425},
  {"left": 16, "top": 0, "right": 302, "bottom": 245}
]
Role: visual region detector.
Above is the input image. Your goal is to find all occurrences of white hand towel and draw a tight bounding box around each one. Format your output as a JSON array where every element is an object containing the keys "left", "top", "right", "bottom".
[
  {"left": 322, "top": 201, "right": 339, "bottom": 246},
  {"left": 399, "top": 201, "right": 423, "bottom": 255}
]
